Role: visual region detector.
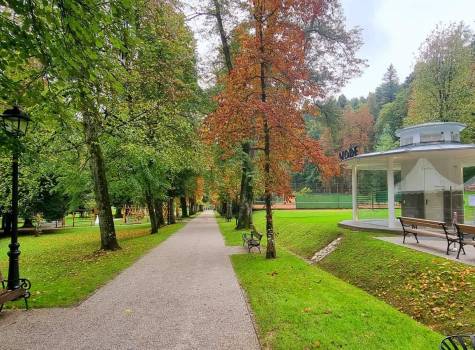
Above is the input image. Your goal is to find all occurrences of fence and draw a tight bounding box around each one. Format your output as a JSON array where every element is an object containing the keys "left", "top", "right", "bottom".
[{"left": 295, "top": 194, "right": 352, "bottom": 209}]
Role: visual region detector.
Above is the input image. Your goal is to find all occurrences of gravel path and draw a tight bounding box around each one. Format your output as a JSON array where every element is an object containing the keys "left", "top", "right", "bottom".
[{"left": 0, "top": 211, "right": 260, "bottom": 350}]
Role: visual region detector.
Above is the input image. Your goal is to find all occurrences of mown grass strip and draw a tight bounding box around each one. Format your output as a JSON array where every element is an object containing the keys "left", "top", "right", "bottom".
[
  {"left": 249, "top": 210, "right": 475, "bottom": 334},
  {"left": 217, "top": 216, "right": 442, "bottom": 349}
]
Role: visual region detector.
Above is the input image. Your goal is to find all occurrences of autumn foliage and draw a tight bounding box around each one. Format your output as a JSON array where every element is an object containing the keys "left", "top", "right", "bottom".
[
  {"left": 203, "top": 0, "right": 336, "bottom": 189},
  {"left": 203, "top": 0, "right": 338, "bottom": 258},
  {"left": 341, "top": 105, "right": 374, "bottom": 153}
]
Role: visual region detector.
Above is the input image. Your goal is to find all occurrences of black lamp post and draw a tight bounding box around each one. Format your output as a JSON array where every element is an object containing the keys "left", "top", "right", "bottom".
[{"left": 1, "top": 106, "right": 30, "bottom": 291}]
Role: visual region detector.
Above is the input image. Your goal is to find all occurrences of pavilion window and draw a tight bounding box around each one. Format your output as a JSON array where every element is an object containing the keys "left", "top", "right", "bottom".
[
  {"left": 451, "top": 132, "right": 460, "bottom": 142},
  {"left": 420, "top": 132, "right": 444, "bottom": 143},
  {"left": 401, "top": 136, "right": 413, "bottom": 146}
]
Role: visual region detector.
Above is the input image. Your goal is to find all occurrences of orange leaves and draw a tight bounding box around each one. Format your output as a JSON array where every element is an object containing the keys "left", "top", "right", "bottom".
[
  {"left": 341, "top": 105, "right": 374, "bottom": 153},
  {"left": 202, "top": 0, "right": 338, "bottom": 195}
]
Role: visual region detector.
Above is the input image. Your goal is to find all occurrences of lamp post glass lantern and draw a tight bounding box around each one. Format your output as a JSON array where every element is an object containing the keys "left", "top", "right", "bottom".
[
  {"left": 1, "top": 106, "right": 30, "bottom": 138},
  {"left": 1, "top": 106, "right": 30, "bottom": 291}
]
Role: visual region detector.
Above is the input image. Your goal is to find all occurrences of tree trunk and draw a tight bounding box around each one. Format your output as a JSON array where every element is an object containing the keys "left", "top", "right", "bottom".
[
  {"left": 154, "top": 199, "right": 165, "bottom": 226},
  {"left": 22, "top": 217, "right": 34, "bottom": 228},
  {"left": 180, "top": 196, "right": 188, "bottom": 217},
  {"left": 213, "top": 0, "right": 233, "bottom": 72},
  {"left": 145, "top": 192, "right": 158, "bottom": 234},
  {"left": 213, "top": 0, "right": 253, "bottom": 231},
  {"left": 257, "top": 15, "right": 276, "bottom": 258},
  {"left": 221, "top": 202, "right": 227, "bottom": 217},
  {"left": 226, "top": 202, "right": 233, "bottom": 222},
  {"left": 237, "top": 143, "right": 254, "bottom": 229},
  {"left": 264, "top": 120, "right": 275, "bottom": 258},
  {"left": 167, "top": 197, "right": 176, "bottom": 224},
  {"left": 83, "top": 113, "right": 120, "bottom": 251},
  {"left": 189, "top": 196, "right": 196, "bottom": 216},
  {"left": 114, "top": 206, "right": 123, "bottom": 218}
]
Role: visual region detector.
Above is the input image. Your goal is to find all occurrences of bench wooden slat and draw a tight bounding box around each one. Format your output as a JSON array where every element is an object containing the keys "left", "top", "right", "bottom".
[
  {"left": 455, "top": 224, "right": 475, "bottom": 235},
  {"left": 401, "top": 217, "right": 475, "bottom": 259},
  {"left": 0, "top": 288, "right": 25, "bottom": 303},
  {"left": 0, "top": 269, "right": 31, "bottom": 311},
  {"left": 404, "top": 228, "right": 454, "bottom": 239},
  {"left": 399, "top": 216, "right": 445, "bottom": 229}
]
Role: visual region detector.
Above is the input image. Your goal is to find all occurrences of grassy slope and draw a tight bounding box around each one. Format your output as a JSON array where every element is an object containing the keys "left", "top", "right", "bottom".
[
  {"left": 217, "top": 217, "right": 441, "bottom": 349},
  {"left": 0, "top": 221, "right": 185, "bottom": 308},
  {"left": 250, "top": 210, "right": 475, "bottom": 334}
]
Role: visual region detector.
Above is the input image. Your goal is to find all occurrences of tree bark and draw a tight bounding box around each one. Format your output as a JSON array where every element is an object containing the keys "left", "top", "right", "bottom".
[
  {"left": 83, "top": 112, "right": 120, "bottom": 251},
  {"left": 180, "top": 196, "right": 188, "bottom": 217},
  {"left": 167, "top": 197, "right": 176, "bottom": 224},
  {"left": 145, "top": 191, "right": 158, "bottom": 234},
  {"left": 213, "top": 0, "right": 233, "bottom": 72},
  {"left": 237, "top": 143, "right": 254, "bottom": 229},
  {"left": 22, "top": 217, "right": 34, "bottom": 228},
  {"left": 257, "top": 11, "right": 276, "bottom": 258},
  {"left": 226, "top": 201, "right": 233, "bottom": 222},
  {"left": 189, "top": 195, "right": 196, "bottom": 215},
  {"left": 114, "top": 206, "right": 123, "bottom": 218},
  {"left": 154, "top": 199, "right": 165, "bottom": 226}
]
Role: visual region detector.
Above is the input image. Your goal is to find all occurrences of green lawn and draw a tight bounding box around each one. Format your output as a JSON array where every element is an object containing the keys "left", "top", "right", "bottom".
[
  {"left": 246, "top": 210, "right": 474, "bottom": 334},
  {"left": 0, "top": 221, "right": 185, "bottom": 308},
  {"left": 218, "top": 217, "right": 442, "bottom": 349}
]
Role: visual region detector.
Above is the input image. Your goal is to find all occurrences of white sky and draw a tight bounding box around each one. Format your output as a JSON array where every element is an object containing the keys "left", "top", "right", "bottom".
[
  {"left": 341, "top": 0, "right": 475, "bottom": 98},
  {"left": 187, "top": 0, "right": 475, "bottom": 98}
]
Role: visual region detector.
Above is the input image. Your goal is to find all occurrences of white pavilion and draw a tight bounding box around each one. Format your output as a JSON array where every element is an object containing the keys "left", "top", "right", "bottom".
[{"left": 340, "top": 122, "right": 475, "bottom": 231}]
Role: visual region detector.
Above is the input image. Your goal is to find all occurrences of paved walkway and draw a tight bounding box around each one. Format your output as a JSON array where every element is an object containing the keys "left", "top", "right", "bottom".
[
  {"left": 377, "top": 235, "right": 475, "bottom": 266},
  {"left": 0, "top": 211, "right": 260, "bottom": 350}
]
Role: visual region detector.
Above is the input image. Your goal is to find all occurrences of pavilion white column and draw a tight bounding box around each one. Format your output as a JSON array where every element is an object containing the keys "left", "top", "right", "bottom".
[
  {"left": 387, "top": 159, "right": 395, "bottom": 228},
  {"left": 352, "top": 165, "right": 358, "bottom": 221}
]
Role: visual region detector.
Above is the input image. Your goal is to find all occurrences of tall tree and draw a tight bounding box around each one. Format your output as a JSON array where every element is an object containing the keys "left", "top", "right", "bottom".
[
  {"left": 0, "top": 1, "right": 135, "bottom": 250},
  {"left": 341, "top": 104, "right": 374, "bottom": 153},
  {"left": 407, "top": 22, "right": 475, "bottom": 136},
  {"left": 204, "top": 0, "right": 336, "bottom": 258},
  {"left": 190, "top": 0, "right": 255, "bottom": 229}
]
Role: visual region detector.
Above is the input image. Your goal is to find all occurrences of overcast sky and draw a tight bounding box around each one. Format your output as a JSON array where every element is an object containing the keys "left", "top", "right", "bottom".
[
  {"left": 188, "top": 0, "right": 475, "bottom": 99},
  {"left": 341, "top": 0, "right": 475, "bottom": 98}
]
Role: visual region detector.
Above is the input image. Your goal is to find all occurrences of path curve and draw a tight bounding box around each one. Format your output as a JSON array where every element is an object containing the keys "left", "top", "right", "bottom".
[{"left": 0, "top": 211, "right": 260, "bottom": 350}]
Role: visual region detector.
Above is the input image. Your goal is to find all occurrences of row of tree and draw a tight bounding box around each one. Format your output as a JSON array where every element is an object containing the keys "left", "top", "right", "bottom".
[{"left": 0, "top": 1, "right": 205, "bottom": 249}]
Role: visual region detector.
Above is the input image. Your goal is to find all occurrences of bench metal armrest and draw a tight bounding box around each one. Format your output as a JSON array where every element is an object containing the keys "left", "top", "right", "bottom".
[
  {"left": 1, "top": 278, "right": 31, "bottom": 294},
  {"left": 19, "top": 278, "right": 32, "bottom": 292}
]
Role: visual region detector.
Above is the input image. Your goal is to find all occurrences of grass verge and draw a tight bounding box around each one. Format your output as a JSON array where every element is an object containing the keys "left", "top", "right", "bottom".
[
  {"left": 0, "top": 221, "right": 185, "bottom": 308},
  {"left": 217, "top": 216, "right": 442, "bottom": 349},
  {"left": 248, "top": 210, "right": 475, "bottom": 334}
]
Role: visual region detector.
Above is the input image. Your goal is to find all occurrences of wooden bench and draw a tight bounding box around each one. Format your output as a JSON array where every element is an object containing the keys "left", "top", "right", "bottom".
[
  {"left": 398, "top": 217, "right": 460, "bottom": 256},
  {"left": 0, "top": 269, "right": 31, "bottom": 312},
  {"left": 454, "top": 224, "right": 475, "bottom": 259},
  {"left": 242, "top": 227, "right": 263, "bottom": 253}
]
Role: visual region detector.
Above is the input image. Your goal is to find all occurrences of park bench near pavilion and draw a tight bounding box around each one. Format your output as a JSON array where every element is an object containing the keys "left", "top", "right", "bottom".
[
  {"left": 453, "top": 223, "right": 475, "bottom": 259},
  {"left": 398, "top": 217, "right": 460, "bottom": 256},
  {"left": 0, "top": 269, "right": 31, "bottom": 312},
  {"left": 242, "top": 226, "right": 263, "bottom": 253}
]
